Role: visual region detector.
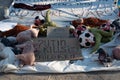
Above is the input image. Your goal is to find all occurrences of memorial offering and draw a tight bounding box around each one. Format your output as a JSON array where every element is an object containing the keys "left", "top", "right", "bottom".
[{"left": 33, "top": 37, "right": 82, "bottom": 61}]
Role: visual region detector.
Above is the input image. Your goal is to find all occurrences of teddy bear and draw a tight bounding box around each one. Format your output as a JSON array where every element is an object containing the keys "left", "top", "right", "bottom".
[
  {"left": 15, "top": 41, "right": 35, "bottom": 66},
  {"left": 71, "top": 17, "right": 109, "bottom": 28},
  {"left": 0, "top": 17, "right": 45, "bottom": 38},
  {"left": 16, "top": 27, "right": 39, "bottom": 44}
]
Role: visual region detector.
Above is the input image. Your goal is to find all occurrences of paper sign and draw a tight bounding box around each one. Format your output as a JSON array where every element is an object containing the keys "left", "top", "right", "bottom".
[
  {"left": 33, "top": 38, "right": 82, "bottom": 61},
  {"left": 47, "top": 27, "right": 69, "bottom": 38}
]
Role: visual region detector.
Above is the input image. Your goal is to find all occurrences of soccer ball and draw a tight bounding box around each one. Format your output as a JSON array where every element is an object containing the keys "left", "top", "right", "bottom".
[{"left": 78, "top": 30, "right": 95, "bottom": 48}]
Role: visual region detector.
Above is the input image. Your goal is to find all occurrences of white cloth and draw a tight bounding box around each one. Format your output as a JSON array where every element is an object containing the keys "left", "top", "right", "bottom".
[
  {"left": 100, "top": 33, "right": 120, "bottom": 56},
  {"left": 0, "top": 47, "right": 18, "bottom": 72},
  {"left": 0, "top": 21, "right": 17, "bottom": 31},
  {"left": 0, "top": 0, "right": 120, "bottom": 73}
]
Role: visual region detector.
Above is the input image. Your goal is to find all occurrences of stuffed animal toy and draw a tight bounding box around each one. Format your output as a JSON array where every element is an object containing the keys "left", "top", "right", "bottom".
[
  {"left": 42, "top": 10, "right": 57, "bottom": 27},
  {"left": 71, "top": 17, "right": 109, "bottom": 28},
  {"left": 73, "top": 23, "right": 115, "bottom": 53},
  {"left": 15, "top": 41, "right": 35, "bottom": 66},
  {"left": 16, "top": 28, "right": 39, "bottom": 44},
  {"left": 0, "top": 17, "right": 45, "bottom": 38},
  {"left": 34, "top": 16, "right": 45, "bottom": 26},
  {"left": 0, "top": 24, "right": 29, "bottom": 37},
  {"left": 89, "top": 26, "right": 115, "bottom": 53},
  {"left": 38, "top": 10, "right": 57, "bottom": 36},
  {"left": 73, "top": 25, "right": 87, "bottom": 38}
]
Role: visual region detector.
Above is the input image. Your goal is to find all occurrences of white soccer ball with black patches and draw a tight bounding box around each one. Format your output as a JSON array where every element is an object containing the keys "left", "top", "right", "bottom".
[{"left": 78, "top": 30, "right": 95, "bottom": 48}]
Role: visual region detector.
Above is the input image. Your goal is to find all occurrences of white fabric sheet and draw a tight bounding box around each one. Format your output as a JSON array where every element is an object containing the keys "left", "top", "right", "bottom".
[{"left": 0, "top": 0, "right": 120, "bottom": 73}]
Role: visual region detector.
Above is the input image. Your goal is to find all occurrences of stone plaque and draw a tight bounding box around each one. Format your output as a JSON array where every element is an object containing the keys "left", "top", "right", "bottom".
[
  {"left": 47, "top": 27, "right": 69, "bottom": 38},
  {"left": 33, "top": 38, "right": 83, "bottom": 62}
]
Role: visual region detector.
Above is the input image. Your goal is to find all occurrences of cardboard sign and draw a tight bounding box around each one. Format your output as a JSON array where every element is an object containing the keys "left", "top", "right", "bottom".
[
  {"left": 47, "top": 27, "right": 69, "bottom": 38},
  {"left": 33, "top": 38, "right": 82, "bottom": 61}
]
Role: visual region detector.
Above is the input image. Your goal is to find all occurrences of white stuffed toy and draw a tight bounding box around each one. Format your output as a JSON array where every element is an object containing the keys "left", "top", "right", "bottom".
[{"left": 16, "top": 27, "right": 39, "bottom": 44}]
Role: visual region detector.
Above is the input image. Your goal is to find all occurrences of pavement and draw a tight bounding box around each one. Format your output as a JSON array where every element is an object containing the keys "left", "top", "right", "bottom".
[{"left": 0, "top": 0, "right": 120, "bottom": 80}]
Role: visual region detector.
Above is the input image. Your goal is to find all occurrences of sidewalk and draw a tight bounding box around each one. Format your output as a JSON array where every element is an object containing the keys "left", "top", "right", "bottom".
[{"left": 0, "top": 71, "right": 120, "bottom": 80}]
